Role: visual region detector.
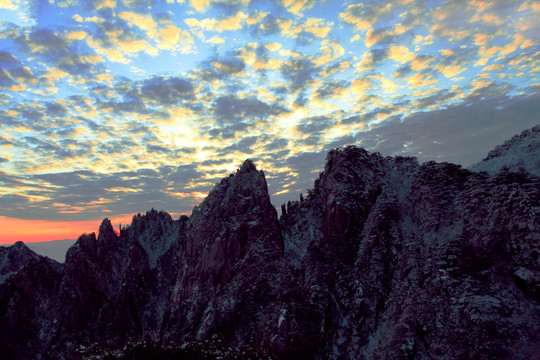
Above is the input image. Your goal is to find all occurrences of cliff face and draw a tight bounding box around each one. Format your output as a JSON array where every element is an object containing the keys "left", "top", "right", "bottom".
[
  {"left": 163, "top": 159, "right": 285, "bottom": 346},
  {"left": 0, "top": 131, "right": 539, "bottom": 359},
  {"left": 281, "top": 149, "right": 539, "bottom": 359},
  {"left": 0, "top": 248, "right": 62, "bottom": 359}
]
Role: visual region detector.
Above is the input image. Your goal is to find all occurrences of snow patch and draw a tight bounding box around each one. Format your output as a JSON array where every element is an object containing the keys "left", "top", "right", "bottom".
[{"left": 278, "top": 308, "right": 287, "bottom": 328}]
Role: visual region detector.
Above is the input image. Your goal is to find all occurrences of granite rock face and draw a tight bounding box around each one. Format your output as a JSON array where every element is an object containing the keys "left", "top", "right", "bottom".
[
  {"left": 0, "top": 131, "right": 539, "bottom": 359},
  {"left": 163, "top": 159, "right": 285, "bottom": 346}
]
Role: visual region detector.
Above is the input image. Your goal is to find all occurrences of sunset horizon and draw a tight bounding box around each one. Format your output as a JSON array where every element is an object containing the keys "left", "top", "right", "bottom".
[{"left": 1, "top": 0, "right": 539, "bottom": 245}]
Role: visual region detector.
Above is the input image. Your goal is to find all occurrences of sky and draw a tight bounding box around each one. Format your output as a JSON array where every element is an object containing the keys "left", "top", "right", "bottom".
[{"left": 0, "top": 0, "right": 539, "bottom": 244}]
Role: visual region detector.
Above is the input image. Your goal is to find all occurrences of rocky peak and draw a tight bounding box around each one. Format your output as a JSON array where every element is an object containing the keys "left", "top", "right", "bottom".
[
  {"left": 0, "top": 241, "right": 41, "bottom": 284},
  {"left": 469, "top": 124, "right": 540, "bottom": 176},
  {"left": 98, "top": 218, "right": 117, "bottom": 242},
  {"left": 240, "top": 158, "right": 257, "bottom": 172},
  {"left": 184, "top": 160, "right": 282, "bottom": 277},
  {"left": 196, "top": 159, "right": 271, "bottom": 217},
  {"left": 128, "top": 209, "right": 180, "bottom": 269},
  {"left": 11, "top": 241, "right": 27, "bottom": 250},
  {"left": 66, "top": 220, "right": 117, "bottom": 264},
  {"left": 164, "top": 159, "right": 284, "bottom": 343},
  {"left": 315, "top": 146, "right": 391, "bottom": 247},
  {"left": 10, "top": 241, "right": 38, "bottom": 260}
]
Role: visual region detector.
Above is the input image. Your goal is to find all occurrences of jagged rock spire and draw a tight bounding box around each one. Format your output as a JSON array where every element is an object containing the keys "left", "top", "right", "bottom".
[{"left": 240, "top": 158, "right": 257, "bottom": 172}]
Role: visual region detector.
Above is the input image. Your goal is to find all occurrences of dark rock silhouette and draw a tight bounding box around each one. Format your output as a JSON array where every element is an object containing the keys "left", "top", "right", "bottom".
[
  {"left": 0, "top": 127, "right": 539, "bottom": 359},
  {"left": 0, "top": 241, "right": 40, "bottom": 284},
  {"left": 163, "top": 158, "right": 285, "bottom": 347}
]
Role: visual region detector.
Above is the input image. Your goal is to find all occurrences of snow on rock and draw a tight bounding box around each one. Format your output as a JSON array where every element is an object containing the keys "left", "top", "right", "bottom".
[
  {"left": 469, "top": 124, "right": 540, "bottom": 176},
  {"left": 129, "top": 209, "right": 179, "bottom": 269}
]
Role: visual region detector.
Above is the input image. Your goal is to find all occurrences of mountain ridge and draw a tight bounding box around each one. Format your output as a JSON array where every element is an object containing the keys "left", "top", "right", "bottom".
[
  {"left": 469, "top": 124, "right": 540, "bottom": 176},
  {"left": 0, "top": 126, "right": 539, "bottom": 359}
]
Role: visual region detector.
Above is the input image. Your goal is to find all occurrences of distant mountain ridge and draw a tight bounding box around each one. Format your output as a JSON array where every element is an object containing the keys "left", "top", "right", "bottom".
[
  {"left": 0, "top": 126, "right": 539, "bottom": 359},
  {"left": 26, "top": 239, "right": 76, "bottom": 263}
]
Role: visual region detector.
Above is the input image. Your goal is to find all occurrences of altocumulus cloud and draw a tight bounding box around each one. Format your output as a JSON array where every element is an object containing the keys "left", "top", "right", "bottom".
[{"left": 0, "top": 0, "right": 538, "bottom": 229}]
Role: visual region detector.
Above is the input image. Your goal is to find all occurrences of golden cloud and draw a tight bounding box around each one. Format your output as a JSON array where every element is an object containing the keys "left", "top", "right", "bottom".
[
  {"left": 406, "top": 72, "right": 439, "bottom": 89},
  {"left": 340, "top": 4, "right": 374, "bottom": 31},
  {"left": 0, "top": 0, "right": 18, "bottom": 10},
  {"left": 388, "top": 45, "right": 416, "bottom": 63}
]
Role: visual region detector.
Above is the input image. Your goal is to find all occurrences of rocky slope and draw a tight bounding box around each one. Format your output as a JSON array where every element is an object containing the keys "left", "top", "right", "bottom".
[
  {"left": 0, "top": 246, "right": 62, "bottom": 359},
  {"left": 469, "top": 124, "right": 540, "bottom": 176},
  {"left": 0, "top": 241, "right": 40, "bottom": 284},
  {"left": 0, "top": 130, "right": 539, "bottom": 359}
]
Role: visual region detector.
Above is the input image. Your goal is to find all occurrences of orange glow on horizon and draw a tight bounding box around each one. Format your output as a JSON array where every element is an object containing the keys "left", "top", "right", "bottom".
[{"left": 0, "top": 214, "right": 138, "bottom": 245}]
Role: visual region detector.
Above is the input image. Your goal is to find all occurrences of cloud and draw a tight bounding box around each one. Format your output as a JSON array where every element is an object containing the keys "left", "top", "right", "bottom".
[
  {"left": 248, "top": 13, "right": 285, "bottom": 36},
  {"left": 410, "top": 89, "right": 460, "bottom": 109},
  {"left": 45, "top": 101, "right": 68, "bottom": 116},
  {"left": 356, "top": 91, "right": 540, "bottom": 166},
  {"left": 207, "top": 35, "right": 225, "bottom": 44},
  {"left": 405, "top": 70, "right": 439, "bottom": 89},
  {"left": 119, "top": 11, "right": 195, "bottom": 54},
  {"left": 296, "top": 115, "right": 336, "bottom": 135},
  {"left": 139, "top": 76, "right": 195, "bottom": 105},
  {"left": 354, "top": 47, "right": 389, "bottom": 73},
  {"left": 282, "top": 0, "right": 316, "bottom": 15},
  {"left": 263, "top": 137, "right": 289, "bottom": 151},
  {"left": 0, "top": 50, "right": 36, "bottom": 89},
  {"left": 284, "top": 150, "right": 326, "bottom": 190},
  {"left": 166, "top": 164, "right": 202, "bottom": 187},
  {"left": 211, "top": 94, "right": 289, "bottom": 124},
  {"left": 339, "top": 2, "right": 392, "bottom": 31},
  {"left": 247, "top": 12, "right": 332, "bottom": 44},
  {"left": 280, "top": 56, "right": 318, "bottom": 92},
  {"left": 388, "top": 45, "right": 416, "bottom": 64},
  {"left": 0, "top": 0, "right": 18, "bottom": 10},
  {"left": 236, "top": 43, "right": 285, "bottom": 74},
  {"left": 220, "top": 136, "right": 261, "bottom": 155},
  {"left": 95, "top": 97, "right": 148, "bottom": 115},
  {"left": 280, "top": 17, "right": 333, "bottom": 44},
  {"left": 7, "top": 27, "right": 105, "bottom": 77},
  {"left": 0, "top": 0, "right": 538, "bottom": 231},
  {"left": 315, "top": 80, "right": 349, "bottom": 99},
  {"left": 185, "top": 11, "right": 248, "bottom": 35},
  {"left": 188, "top": 0, "right": 250, "bottom": 13},
  {"left": 0, "top": 163, "right": 208, "bottom": 221},
  {"left": 198, "top": 55, "right": 246, "bottom": 80},
  {"left": 312, "top": 39, "right": 344, "bottom": 67},
  {"left": 364, "top": 22, "right": 412, "bottom": 48},
  {"left": 80, "top": 14, "right": 162, "bottom": 64},
  {"left": 350, "top": 77, "right": 374, "bottom": 97}
]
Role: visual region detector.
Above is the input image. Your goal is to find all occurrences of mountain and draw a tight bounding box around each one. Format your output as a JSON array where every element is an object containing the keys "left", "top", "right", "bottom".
[
  {"left": 0, "top": 241, "right": 40, "bottom": 284},
  {"left": 469, "top": 124, "right": 540, "bottom": 176},
  {"left": 27, "top": 239, "right": 77, "bottom": 263},
  {"left": 0, "top": 243, "right": 63, "bottom": 358},
  {"left": 0, "top": 131, "right": 539, "bottom": 359}
]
